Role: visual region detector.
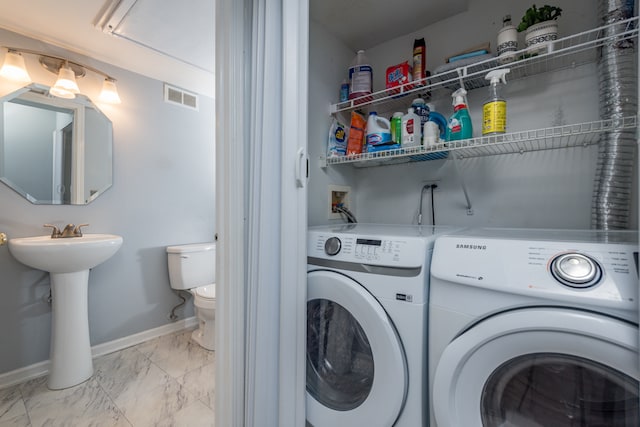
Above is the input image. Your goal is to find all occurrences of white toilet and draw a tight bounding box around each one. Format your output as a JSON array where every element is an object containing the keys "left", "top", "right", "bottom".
[{"left": 166, "top": 242, "right": 216, "bottom": 351}]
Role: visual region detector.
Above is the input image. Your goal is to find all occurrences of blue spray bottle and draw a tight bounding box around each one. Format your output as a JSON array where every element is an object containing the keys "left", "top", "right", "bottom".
[{"left": 447, "top": 88, "right": 473, "bottom": 141}]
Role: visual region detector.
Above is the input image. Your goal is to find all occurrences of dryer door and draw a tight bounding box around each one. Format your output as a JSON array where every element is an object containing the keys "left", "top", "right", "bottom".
[
  {"left": 306, "top": 270, "right": 407, "bottom": 427},
  {"left": 432, "top": 308, "right": 639, "bottom": 427}
]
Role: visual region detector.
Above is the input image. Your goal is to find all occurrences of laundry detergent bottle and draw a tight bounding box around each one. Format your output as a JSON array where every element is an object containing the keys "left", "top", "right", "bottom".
[
  {"left": 447, "top": 88, "right": 473, "bottom": 141},
  {"left": 365, "top": 112, "right": 393, "bottom": 152}
]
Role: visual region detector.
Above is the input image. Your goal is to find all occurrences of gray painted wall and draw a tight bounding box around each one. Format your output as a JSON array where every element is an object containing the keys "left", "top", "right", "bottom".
[
  {"left": 308, "top": 0, "right": 638, "bottom": 229},
  {"left": 0, "top": 29, "right": 215, "bottom": 375},
  {"left": 308, "top": 19, "right": 359, "bottom": 223}
]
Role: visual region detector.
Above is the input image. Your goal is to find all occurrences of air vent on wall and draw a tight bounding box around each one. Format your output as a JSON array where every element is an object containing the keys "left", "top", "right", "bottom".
[{"left": 164, "top": 84, "right": 199, "bottom": 111}]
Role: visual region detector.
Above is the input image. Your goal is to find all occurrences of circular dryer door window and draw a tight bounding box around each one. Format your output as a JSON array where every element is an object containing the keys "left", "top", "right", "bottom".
[
  {"left": 432, "top": 308, "right": 639, "bottom": 427},
  {"left": 481, "top": 353, "right": 638, "bottom": 426},
  {"left": 306, "top": 270, "right": 407, "bottom": 427}
]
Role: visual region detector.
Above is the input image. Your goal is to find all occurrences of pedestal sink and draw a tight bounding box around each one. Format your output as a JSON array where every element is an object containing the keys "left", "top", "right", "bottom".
[{"left": 8, "top": 234, "right": 123, "bottom": 389}]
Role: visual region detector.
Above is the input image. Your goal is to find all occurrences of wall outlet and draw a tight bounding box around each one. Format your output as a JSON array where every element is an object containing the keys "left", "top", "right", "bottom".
[{"left": 328, "top": 185, "right": 351, "bottom": 220}]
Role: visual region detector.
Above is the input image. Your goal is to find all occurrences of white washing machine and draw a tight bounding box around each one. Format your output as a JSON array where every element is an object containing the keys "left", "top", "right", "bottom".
[
  {"left": 306, "top": 224, "right": 460, "bottom": 427},
  {"left": 428, "top": 227, "right": 639, "bottom": 427}
]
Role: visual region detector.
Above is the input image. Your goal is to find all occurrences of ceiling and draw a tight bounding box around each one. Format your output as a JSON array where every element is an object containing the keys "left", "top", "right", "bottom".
[
  {"left": 0, "top": 0, "right": 215, "bottom": 97},
  {"left": 99, "top": 0, "right": 215, "bottom": 73},
  {"left": 310, "top": 0, "right": 469, "bottom": 51},
  {"left": 0, "top": 0, "right": 469, "bottom": 99}
]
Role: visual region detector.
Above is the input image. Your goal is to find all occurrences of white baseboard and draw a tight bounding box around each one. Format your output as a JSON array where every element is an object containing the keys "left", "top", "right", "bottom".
[
  {"left": 91, "top": 317, "right": 198, "bottom": 358},
  {"left": 0, "top": 317, "right": 197, "bottom": 390}
]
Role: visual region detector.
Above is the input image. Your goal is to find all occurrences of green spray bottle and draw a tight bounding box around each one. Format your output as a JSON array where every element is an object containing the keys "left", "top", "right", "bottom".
[
  {"left": 447, "top": 88, "right": 473, "bottom": 141},
  {"left": 482, "top": 69, "right": 510, "bottom": 135}
]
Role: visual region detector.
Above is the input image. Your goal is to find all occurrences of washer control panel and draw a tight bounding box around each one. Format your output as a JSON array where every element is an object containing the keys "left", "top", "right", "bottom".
[{"left": 309, "top": 231, "right": 429, "bottom": 267}]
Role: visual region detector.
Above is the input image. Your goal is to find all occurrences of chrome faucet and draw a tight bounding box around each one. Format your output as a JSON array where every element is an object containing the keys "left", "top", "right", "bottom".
[{"left": 44, "top": 223, "right": 89, "bottom": 238}]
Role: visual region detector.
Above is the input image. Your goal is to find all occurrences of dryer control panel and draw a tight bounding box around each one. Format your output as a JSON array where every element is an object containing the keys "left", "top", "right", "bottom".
[
  {"left": 550, "top": 252, "right": 603, "bottom": 288},
  {"left": 430, "top": 230, "right": 639, "bottom": 312}
]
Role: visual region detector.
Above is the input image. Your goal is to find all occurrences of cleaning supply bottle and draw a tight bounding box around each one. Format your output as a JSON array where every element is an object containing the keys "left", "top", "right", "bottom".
[
  {"left": 412, "top": 38, "right": 426, "bottom": 84},
  {"left": 348, "top": 50, "right": 373, "bottom": 100},
  {"left": 447, "top": 88, "right": 473, "bottom": 141},
  {"left": 402, "top": 107, "right": 421, "bottom": 148},
  {"left": 482, "top": 69, "right": 510, "bottom": 135},
  {"left": 411, "top": 98, "right": 430, "bottom": 135},
  {"left": 339, "top": 79, "right": 349, "bottom": 102},
  {"left": 391, "top": 112, "right": 403, "bottom": 145},
  {"left": 497, "top": 15, "right": 518, "bottom": 63},
  {"left": 365, "top": 112, "right": 393, "bottom": 152}
]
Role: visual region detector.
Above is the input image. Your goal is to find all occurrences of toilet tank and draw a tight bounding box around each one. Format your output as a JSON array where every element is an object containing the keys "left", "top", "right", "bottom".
[{"left": 166, "top": 242, "right": 216, "bottom": 290}]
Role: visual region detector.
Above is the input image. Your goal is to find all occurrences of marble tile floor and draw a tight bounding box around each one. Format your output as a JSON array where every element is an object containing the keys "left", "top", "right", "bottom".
[{"left": 0, "top": 328, "right": 215, "bottom": 427}]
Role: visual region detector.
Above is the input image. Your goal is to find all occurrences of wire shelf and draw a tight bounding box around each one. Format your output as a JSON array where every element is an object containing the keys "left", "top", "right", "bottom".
[
  {"left": 323, "top": 117, "right": 637, "bottom": 168},
  {"left": 330, "top": 17, "right": 638, "bottom": 116}
]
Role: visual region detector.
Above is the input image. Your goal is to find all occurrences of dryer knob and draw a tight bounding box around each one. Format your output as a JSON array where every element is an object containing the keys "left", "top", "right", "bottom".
[
  {"left": 324, "top": 237, "right": 342, "bottom": 256},
  {"left": 551, "top": 253, "right": 602, "bottom": 288}
]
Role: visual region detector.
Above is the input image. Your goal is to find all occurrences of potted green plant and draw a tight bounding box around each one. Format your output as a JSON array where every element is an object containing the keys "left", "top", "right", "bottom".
[{"left": 517, "top": 4, "right": 563, "bottom": 52}]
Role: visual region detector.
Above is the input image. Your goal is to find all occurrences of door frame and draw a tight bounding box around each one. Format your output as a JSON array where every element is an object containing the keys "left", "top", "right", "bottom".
[
  {"left": 215, "top": 0, "right": 308, "bottom": 425},
  {"left": 214, "top": 0, "right": 249, "bottom": 425}
]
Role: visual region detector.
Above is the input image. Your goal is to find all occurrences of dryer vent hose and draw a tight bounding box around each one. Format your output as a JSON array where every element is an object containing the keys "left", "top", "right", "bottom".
[{"left": 591, "top": 0, "right": 637, "bottom": 230}]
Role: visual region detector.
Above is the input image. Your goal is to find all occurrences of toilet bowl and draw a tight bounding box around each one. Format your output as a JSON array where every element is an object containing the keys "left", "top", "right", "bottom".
[
  {"left": 166, "top": 242, "right": 216, "bottom": 351},
  {"left": 191, "top": 284, "right": 215, "bottom": 350}
]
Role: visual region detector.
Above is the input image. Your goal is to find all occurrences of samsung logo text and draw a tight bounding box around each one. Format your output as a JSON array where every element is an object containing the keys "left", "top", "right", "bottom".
[{"left": 456, "top": 244, "right": 487, "bottom": 250}]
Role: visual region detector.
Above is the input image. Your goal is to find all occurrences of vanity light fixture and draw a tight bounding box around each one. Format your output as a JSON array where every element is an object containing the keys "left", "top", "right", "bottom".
[
  {"left": 0, "top": 49, "right": 31, "bottom": 83},
  {"left": 0, "top": 46, "right": 121, "bottom": 104}
]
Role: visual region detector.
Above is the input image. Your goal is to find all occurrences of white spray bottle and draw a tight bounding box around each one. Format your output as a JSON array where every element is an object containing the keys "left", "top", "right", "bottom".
[{"left": 482, "top": 69, "right": 510, "bottom": 135}]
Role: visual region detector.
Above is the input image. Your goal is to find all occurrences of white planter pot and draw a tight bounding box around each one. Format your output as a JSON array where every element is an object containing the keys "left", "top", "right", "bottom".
[{"left": 525, "top": 20, "right": 559, "bottom": 54}]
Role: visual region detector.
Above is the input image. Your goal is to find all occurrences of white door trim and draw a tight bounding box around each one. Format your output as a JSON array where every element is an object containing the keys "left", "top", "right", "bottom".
[
  {"left": 279, "top": 0, "right": 308, "bottom": 424},
  {"left": 215, "top": 0, "right": 248, "bottom": 425}
]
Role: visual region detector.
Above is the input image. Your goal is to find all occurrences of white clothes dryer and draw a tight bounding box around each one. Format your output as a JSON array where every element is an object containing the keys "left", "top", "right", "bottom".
[
  {"left": 306, "top": 224, "right": 460, "bottom": 427},
  {"left": 428, "top": 228, "right": 639, "bottom": 427}
]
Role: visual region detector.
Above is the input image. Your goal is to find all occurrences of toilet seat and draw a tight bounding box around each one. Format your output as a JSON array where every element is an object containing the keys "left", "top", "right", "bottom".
[
  {"left": 193, "top": 284, "right": 216, "bottom": 310},
  {"left": 195, "top": 284, "right": 216, "bottom": 299}
]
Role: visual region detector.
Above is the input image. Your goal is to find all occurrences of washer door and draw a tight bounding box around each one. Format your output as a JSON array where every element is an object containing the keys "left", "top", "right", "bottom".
[
  {"left": 306, "top": 270, "right": 407, "bottom": 427},
  {"left": 433, "top": 308, "right": 639, "bottom": 427}
]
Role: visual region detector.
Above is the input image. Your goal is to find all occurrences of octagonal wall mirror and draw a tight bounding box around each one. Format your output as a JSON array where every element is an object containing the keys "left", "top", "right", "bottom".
[{"left": 0, "top": 83, "right": 113, "bottom": 204}]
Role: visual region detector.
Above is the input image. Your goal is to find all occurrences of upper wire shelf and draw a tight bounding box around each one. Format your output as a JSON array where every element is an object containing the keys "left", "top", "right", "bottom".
[
  {"left": 324, "top": 117, "right": 637, "bottom": 168},
  {"left": 330, "top": 17, "right": 639, "bottom": 116}
]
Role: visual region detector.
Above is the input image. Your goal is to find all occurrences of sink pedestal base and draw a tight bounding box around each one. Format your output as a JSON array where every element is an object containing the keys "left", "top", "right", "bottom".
[
  {"left": 7, "top": 233, "right": 123, "bottom": 389},
  {"left": 47, "top": 270, "right": 93, "bottom": 390}
]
